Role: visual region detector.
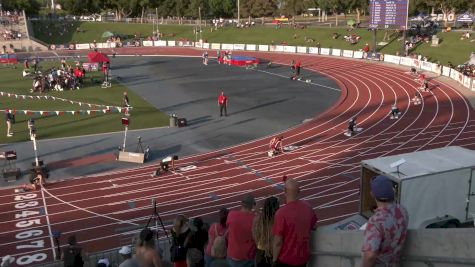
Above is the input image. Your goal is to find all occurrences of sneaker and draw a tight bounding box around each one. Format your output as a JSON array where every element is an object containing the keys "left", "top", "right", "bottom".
[{"left": 7, "top": 134, "right": 12, "bottom": 137}]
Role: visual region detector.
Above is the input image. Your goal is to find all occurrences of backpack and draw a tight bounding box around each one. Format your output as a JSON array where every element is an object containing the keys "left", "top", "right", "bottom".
[
  {"left": 211, "top": 224, "right": 227, "bottom": 258},
  {"left": 63, "top": 245, "right": 83, "bottom": 267}
]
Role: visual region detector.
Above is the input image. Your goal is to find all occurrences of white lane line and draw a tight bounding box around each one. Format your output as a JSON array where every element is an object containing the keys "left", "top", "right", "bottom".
[
  {"left": 255, "top": 68, "right": 342, "bottom": 92},
  {"left": 40, "top": 186, "right": 56, "bottom": 259}
]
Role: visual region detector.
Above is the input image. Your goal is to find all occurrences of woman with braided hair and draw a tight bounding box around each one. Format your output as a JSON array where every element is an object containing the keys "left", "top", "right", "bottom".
[{"left": 253, "top": 196, "right": 280, "bottom": 267}]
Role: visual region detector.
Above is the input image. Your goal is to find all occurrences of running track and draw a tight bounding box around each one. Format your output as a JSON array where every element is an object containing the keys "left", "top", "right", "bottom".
[{"left": 1, "top": 47, "right": 474, "bottom": 266}]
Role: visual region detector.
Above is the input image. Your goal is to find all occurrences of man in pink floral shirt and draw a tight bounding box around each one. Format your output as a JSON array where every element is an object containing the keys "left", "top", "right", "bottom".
[{"left": 362, "top": 175, "right": 409, "bottom": 267}]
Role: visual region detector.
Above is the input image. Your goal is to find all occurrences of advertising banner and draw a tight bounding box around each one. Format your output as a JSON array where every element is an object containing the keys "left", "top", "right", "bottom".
[
  {"left": 258, "top": 45, "right": 269, "bottom": 51},
  {"left": 353, "top": 51, "right": 364, "bottom": 58},
  {"left": 142, "top": 41, "right": 154, "bottom": 47},
  {"left": 331, "top": 48, "right": 341, "bottom": 57},
  {"left": 211, "top": 43, "right": 221, "bottom": 49},
  {"left": 246, "top": 44, "right": 257, "bottom": 51},
  {"left": 283, "top": 46, "right": 297, "bottom": 53},
  {"left": 399, "top": 56, "right": 413, "bottom": 66},
  {"left": 75, "top": 43, "right": 90, "bottom": 50},
  {"left": 463, "top": 76, "right": 472, "bottom": 89},
  {"left": 342, "top": 50, "right": 354, "bottom": 58},
  {"left": 233, "top": 44, "right": 245, "bottom": 50},
  {"left": 384, "top": 54, "right": 401, "bottom": 65},
  {"left": 320, "top": 48, "right": 330, "bottom": 55},
  {"left": 155, "top": 40, "right": 167, "bottom": 47},
  {"left": 221, "top": 43, "right": 234, "bottom": 50},
  {"left": 309, "top": 47, "right": 320, "bottom": 54},
  {"left": 297, "top": 46, "right": 307, "bottom": 53}
]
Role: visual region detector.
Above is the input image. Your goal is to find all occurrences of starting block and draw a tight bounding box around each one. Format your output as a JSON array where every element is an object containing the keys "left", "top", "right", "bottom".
[
  {"left": 344, "top": 127, "right": 363, "bottom": 137},
  {"left": 411, "top": 98, "right": 422, "bottom": 105},
  {"left": 283, "top": 145, "right": 299, "bottom": 152}
]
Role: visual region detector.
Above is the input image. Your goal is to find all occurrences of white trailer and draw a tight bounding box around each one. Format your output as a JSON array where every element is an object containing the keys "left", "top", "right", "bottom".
[{"left": 359, "top": 146, "right": 475, "bottom": 228}]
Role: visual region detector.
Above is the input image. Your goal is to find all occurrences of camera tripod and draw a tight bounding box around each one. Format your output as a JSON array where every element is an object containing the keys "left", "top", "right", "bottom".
[
  {"left": 146, "top": 199, "right": 171, "bottom": 244},
  {"left": 136, "top": 136, "right": 150, "bottom": 160}
]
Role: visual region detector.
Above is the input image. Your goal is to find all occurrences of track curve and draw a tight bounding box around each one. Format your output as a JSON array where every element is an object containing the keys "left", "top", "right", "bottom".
[{"left": 0, "top": 47, "right": 473, "bottom": 266}]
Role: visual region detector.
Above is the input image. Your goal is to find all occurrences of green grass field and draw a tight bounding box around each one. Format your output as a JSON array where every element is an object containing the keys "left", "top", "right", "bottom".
[
  {"left": 0, "top": 62, "right": 168, "bottom": 144},
  {"left": 31, "top": 21, "right": 474, "bottom": 65}
]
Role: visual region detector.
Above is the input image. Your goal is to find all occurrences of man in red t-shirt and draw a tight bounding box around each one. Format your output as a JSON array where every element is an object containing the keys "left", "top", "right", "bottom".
[
  {"left": 272, "top": 178, "right": 317, "bottom": 267},
  {"left": 218, "top": 91, "right": 228, "bottom": 117},
  {"left": 226, "top": 194, "right": 256, "bottom": 267}
]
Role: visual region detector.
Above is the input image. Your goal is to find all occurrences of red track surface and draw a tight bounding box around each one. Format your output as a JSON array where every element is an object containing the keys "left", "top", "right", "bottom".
[{"left": 1, "top": 47, "right": 474, "bottom": 266}]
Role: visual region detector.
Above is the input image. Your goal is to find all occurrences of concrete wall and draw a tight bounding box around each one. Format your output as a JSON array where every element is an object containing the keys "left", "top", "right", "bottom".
[
  {"left": 310, "top": 229, "right": 475, "bottom": 267},
  {"left": 0, "top": 39, "right": 47, "bottom": 52}
]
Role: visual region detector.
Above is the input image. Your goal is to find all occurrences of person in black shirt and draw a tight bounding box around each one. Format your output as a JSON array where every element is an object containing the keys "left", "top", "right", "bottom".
[
  {"left": 185, "top": 217, "right": 208, "bottom": 267},
  {"left": 61, "top": 235, "right": 84, "bottom": 267}
]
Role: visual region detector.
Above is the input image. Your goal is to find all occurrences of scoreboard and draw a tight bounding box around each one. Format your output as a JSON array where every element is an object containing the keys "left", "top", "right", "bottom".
[{"left": 369, "top": 0, "right": 410, "bottom": 29}]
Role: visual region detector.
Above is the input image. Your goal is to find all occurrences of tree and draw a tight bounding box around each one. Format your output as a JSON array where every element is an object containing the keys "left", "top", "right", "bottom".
[
  {"left": 138, "top": 0, "right": 150, "bottom": 23},
  {"left": 208, "top": 0, "right": 235, "bottom": 18},
  {"left": 189, "top": 0, "right": 207, "bottom": 18},
  {"left": 434, "top": 0, "right": 465, "bottom": 26},
  {"left": 281, "top": 0, "right": 306, "bottom": 17},
  {"left": 250, "top": 0, "right": 279, "bottom": 17},
  {"left": 2, "top": 0, "right": 41, "bottom": 15},
  {"left": 109, "top": 0, "right": 139, "bottom": 19}
]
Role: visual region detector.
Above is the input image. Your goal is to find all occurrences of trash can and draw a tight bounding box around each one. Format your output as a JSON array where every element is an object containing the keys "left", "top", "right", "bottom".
[{"left": 170, "top": 115, "right": 177, "bottom": 127}]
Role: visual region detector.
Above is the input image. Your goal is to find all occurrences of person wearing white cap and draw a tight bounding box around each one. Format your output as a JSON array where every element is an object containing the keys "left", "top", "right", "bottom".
[
  {"left": 119, "top": 246, "right": 139, "bottom": 267},
  {"left": 97, "top": 258, "right": 110, "bottom": 267},
  {"left": 1, "top": 255, "right": 15, "bottom": 267}
]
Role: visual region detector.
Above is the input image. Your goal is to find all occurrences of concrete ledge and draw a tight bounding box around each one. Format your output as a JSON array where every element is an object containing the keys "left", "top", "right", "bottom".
[{"left": 310, "top": 228, "right": 475, "bottom": 267}]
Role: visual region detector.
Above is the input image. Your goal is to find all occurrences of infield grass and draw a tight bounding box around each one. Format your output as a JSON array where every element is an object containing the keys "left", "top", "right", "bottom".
[{"left": 0, "top": 61, "right": 168, "bottom": 144}]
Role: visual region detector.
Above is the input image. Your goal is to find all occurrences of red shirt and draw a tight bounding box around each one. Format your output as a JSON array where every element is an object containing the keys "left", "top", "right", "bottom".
[
  {"left": 226, "top": 210, "right": 256, "bottom": 260},
  {"left": 205, "top": 223, "right": 226, "bottom": 256},
  {"left": 272, "top": 200, "right": 317, "bottom": 265},
  {"left": 270, "top": 137, "right": 281, "bottom": 150},
  {"left": 218, "top": 95, "right": 228, "bottom": 105}
]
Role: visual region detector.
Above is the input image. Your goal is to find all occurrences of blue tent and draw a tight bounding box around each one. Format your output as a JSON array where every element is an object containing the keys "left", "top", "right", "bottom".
[{"left": 456, "top": 12, "right": 474, "bottom": 23}]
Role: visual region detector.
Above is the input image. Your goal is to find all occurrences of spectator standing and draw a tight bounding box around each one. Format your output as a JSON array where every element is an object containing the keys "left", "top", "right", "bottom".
[
  {"left": 272, "top": 178, "right": 317, "bottom": 267},
  {"left": 218, "top": 92, "right": 228, "bottom": 117},
  {"left": 185, "top": 217, "right": 209, "bottom": 267},
  {"left": 123, "top": 91, "right": 130, "bottom": 115},
  {"left": 226, "top": 194, "right": 256, "bottom": 267},
  {"left": 253, "top": 197, "right": 280, "bottom": 267},
  {"left": 32, "top": 58, "right": 38, "bottom": 73},
  {"left": 135, "top": 228, "right": 163, "bottom": 267},
  {"left": 62, "top": 235, "right": 84, "bottom": 267},
  {"left": 361, "top": 175, "right": 409, "bottom": 267},
  {"left": 118, "top": 246, "right": 139, "bottom": 267},
  {"left": 171, "top": 215, "right": 191, "bottom": 267},
  {"left": 205, "top": 208, "right": 229, "bottom": 267},
  {"left": 5, "top": 110, "right": 14, "bottom": 137}
]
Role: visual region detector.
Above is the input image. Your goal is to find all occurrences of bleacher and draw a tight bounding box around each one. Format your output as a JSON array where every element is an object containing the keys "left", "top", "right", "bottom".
[
  {"left": 0, "top": 11, "right": 27, "bottom": 42},
  {"left": 0, "top": 10, "right": 48, "bottom": 52}
]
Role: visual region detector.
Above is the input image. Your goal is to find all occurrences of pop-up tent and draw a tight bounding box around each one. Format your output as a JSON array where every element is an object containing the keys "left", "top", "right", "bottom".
[{"left": 87, "top": 52, "right": 110, "bottom": 63}]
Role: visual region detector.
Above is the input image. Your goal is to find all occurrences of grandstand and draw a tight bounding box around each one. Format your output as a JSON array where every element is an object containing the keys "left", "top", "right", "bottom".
[{"left": 0, "top": 10, "right": 47, "bottom": 53}]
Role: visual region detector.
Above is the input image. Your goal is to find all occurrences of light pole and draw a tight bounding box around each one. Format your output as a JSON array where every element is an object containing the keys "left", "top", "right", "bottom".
[
  {"left": 122, "top": 117, "right": 129, "bottom": 152},
  {"left": 237, "top": 0, "right": 240, "bottom": 26},
  {"left": 199, "top": 6, "right": 202, "bottom": 42},
  {"left": 28, "top": 119, "right": 39, "bottom": 167}
]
